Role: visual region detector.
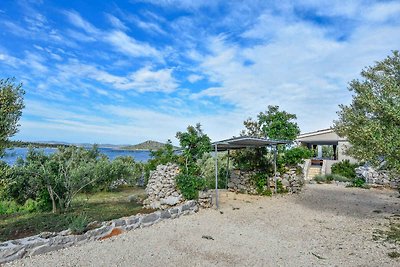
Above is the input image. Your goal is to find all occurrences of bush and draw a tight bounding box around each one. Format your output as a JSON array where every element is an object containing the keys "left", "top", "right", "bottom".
[
  {"left": 176, "top": 174, "right": 205, "bottom": 200},
  {"left": 68, "top": 213, "right": 89, "bottom": 235},
  {"left": 252, "top": 173, "right": 272, "bottom": 195},
  {"left": 351, "top": 178, "right": 366, "bottom": 187},
  {"left": 313, "top": 174, "right": 352, "bottom": 183},
  {"left": 331, "top": 160, "right": 358, "bottom": 179},
  {"left": 276, "top": 180, "right": 288, "bottom": 194},
  {"left": 0, "top": 198, "right": 43, "bottom": 214},
  {"left": 198, "top": 153, "right": 230, "bottom": 190},
  {"left": 0, "top": 200, "right": 21, "bottom": 214},
  {"left": 2, "top": 145, "right": 140, "bottom": 213},
  {"left": 281, "top": 147, "right": 313, "bottom": 167}
]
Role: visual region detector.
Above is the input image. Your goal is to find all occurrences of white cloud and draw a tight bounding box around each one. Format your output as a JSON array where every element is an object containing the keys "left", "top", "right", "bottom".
[
  {"left": 53, "top": 60, "right": 178, "bottom": 93},
  {"left": 118, "top": 66, "right": 178, "bottom": 92},
  {"left": 190, "top": 7, "right": 400, "bottom": 133},
  {"left": 187, "top": 74, "right": 203, "bottom": 83},
  {"left": 25, "top": 51, "right": 48, "bottom": 72},
  {"left": 104, "top": 30, "right": 162, "bottom": 60},
  {"left": 106, "top": 14, "right": 128, "bottom": 31},
  {"left": 63, "top": 10, "right": 100, "bottom": 34},
  {"left": 363, "top": 2, "right": 400, "bottom": 23}
]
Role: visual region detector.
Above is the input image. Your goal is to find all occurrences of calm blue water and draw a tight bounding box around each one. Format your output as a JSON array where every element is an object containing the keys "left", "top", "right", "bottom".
[{"left": 1, "top": 147, "right": 152, "bottom": 165}]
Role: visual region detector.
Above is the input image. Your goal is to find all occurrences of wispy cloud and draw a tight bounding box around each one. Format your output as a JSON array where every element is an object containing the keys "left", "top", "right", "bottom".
[
  {"left": 63, "top": 10, "right": 100, "bottom": 35},
  {"left": 106, "top": 13, "right": 128, "bottom": 31},
  {"left": 104, "top": 30, "right": 162, "bottom": 60}
]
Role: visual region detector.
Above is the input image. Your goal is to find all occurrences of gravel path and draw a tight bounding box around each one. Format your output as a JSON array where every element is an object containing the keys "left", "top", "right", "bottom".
[{"left": 6, "top": 184, "right": 400, "bottom": 266}]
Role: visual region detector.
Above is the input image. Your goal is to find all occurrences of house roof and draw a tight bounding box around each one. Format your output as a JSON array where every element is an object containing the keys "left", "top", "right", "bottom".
[
  {"left": 212, "top": 136, "right": 289, "bottom": 151},
  {"left": 296, "top": 128, "right": 346, "bottom": 145}
]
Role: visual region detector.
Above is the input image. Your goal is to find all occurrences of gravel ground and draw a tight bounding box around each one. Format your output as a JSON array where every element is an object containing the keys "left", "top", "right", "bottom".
[{"left": 6, "top": 184, "right": 400, "bottom": 267}]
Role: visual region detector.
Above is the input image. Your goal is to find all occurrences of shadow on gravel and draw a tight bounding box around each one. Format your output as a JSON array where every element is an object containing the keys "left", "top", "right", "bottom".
[{"left": 294, "top": 185, "right": 400, "bottom": 219}]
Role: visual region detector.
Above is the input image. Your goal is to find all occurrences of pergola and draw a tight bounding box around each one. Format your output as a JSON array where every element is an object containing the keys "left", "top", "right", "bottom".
[{"left": 212, "top": 136, "right": 289, "bottom": 208}]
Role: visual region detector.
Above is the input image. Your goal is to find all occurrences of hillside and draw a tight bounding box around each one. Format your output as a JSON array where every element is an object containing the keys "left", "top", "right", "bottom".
[{"left": 121, "top": 140, "right": 175, "bottom": 151}]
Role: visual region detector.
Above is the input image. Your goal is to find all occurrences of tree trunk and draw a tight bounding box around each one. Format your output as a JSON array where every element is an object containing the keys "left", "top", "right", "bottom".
[{"left": 47, "top": 185, "right": 57, "bottom": 213}]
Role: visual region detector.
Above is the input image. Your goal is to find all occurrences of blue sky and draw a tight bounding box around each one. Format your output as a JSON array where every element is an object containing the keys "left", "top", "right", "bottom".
[{"left": 0, "top": 0, "right": 399, "bottom": 145}]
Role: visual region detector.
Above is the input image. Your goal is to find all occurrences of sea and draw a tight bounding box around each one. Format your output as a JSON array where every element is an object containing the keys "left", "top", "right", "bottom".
[{"left": 2, "top": 147, "right": 152, "bottom": 165}]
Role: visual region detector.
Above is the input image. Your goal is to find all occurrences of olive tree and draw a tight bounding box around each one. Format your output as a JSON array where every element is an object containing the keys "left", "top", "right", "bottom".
[
  {"left": 333, "top": 51, "right": 400, "bottom": 175},
  {"left": 0, "top": 78, "right": 25, "bottom": 156}
]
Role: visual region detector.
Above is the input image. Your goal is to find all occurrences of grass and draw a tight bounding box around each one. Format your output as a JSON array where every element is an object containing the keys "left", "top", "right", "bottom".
[
  {"left": 0, "top": 186, "right": 153, "bottom": 242},
  {"left": 313, "top": 174, "right": 352, "bottom": 183}
]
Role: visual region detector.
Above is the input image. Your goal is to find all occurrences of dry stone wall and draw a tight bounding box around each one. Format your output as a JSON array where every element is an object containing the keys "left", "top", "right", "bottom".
[
  {"left": 356, "top": 165, "right": 400, "bottom": 188},
  {"left": 143, "top": 163, "right": 183, "bottom": 210},
  {"left": 280, "top": 168, "right": 305, "bottom": 193},
  {"left": 228, "top": 169, "right": 258, "bottom": 194},
  {"left": 228, "top": 168, "right": 304, "bottom": 194},
  {"left": 0, "top": 201, "right": 199, "bottom": 264}
]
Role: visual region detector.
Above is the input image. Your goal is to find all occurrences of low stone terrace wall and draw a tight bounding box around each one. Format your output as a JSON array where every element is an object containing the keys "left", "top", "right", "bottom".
[{"left": 0, "top": 200, "right": 199, "bottom": 264}]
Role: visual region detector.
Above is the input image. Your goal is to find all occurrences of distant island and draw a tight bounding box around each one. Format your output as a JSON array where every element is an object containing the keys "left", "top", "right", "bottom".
[
  {"left": 120, "top": 140, "right": 178, "bottom": 151},
  {"left": 10, "top": 140, "right": 177, "bottom": 151},
  {"left": 10, "top": 141, "right": 70, "bottom": 148}
]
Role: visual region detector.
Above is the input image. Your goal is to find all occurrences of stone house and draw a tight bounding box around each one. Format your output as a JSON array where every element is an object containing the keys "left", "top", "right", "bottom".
[{"left": 296, "top": 128, "right": 357, "bottom": 179}]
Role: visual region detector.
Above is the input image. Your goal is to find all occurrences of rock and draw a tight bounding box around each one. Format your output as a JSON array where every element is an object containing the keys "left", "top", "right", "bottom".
[
  {"left": 39, "top": 232, "right": 57, "bottom": 239},
  {"left": 113, "top": 219, "right": 126, "bottom": 227},
  {"left": 160, "top": 210, "right": 172, "bottom": 219},
  {"left": 141, "top": 213, "right": 160, "bottom": 225},
  {"left": 161, "top": 196, "right": 181, "bottom": 206}
]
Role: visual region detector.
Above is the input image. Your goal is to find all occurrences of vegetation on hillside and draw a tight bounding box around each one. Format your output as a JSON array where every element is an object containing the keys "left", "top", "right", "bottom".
[{"left": 121, "top": 140, "right": 178, "bottom": 151}]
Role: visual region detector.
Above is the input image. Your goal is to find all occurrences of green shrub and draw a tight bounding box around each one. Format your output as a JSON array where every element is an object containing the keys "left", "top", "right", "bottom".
[
  {"left": 351, "top": 178, "right": 366, "bottom": 187},
  {"left": 331, "top": 160, "right": 358, "bottom": 179},
  {"left": 68, "top": 213, "right": 89, "bottom": 235},
  {"left": 313, "top": 174, "right": 330, "bottom": 183},
  {"left": 198, "top": 153, "right": 230, "bottom": 190},
  {"left": 276, "top": 180, "right": 288, "bottom": 194},
  {"left": 313, "top": 174, "right": 352, "bottom": 183},
  {"left": 0, "top": 200, "right": 21, "bottom": 214},
  {"left": 252, "top": 173, "right": 272, "bottom": 195},
  {"left": 176, "top": 174, "right": 205, "bottom": 200},
  {"left": 281, "top": 147, "right": 313, "bottom": 167}
]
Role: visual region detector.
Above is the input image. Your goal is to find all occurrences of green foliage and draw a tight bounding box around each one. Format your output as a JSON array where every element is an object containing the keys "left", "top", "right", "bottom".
[
  {"left": 258, "top": 105, "right": 301, "bottom": 141},
  {"left": 0, "top": 200, "right": 21, "bottom": 214},
  {"left": 0, "top": 198, "right": 43, "bottom": 215},
  {"left": 0, "top": 78, "right": 25, "bottom": 157},
  {"left": 0, "top": 187, "right": 148, "bottom": 241},
  {"left": 236, "top": 106, "right": 301, "bottom": 179},
  {"left": 3, "top": 145, "right": 139, "bottom": 213},
  {"left": 198, "top": 153, "right": 230, "bottom": 189},
  {"left": 241, "top": 105, "right": 300, "bottom": 141},
  {"left": 322, "top": 145, "right": 335, "bottom": 159},
  {"left": 232, "top": 147, "right": 273, "bottom": 173},
  {"left": 252, "top": 173, "right": 271, "bottom": 195},
  {"left": 314, "top": 174, "right": 352, "bottom": 183},
  {"left": 144, "top": 140, "right": 179, "bottom": 184},
  {"left": 175, "top": 124, "right": 211, "bottom": 199},
  {"left": 281, "top": 147, "right": 313, "bottom": 167},
  {"left": 331, "top": 160, "right": 358, "bottom": 179},
  {"left": 175, "top": 174, "right": 205, "bottom": 200},
  {"left": 276, "top": 180, "right": 288, "bottom": 194},
  {"left": 68, "top": 213, "right": 89, "bottom": 235},
  {"left": 351, "top": 178, "right": 366, "bottom": 187},
  {"left": 176, "top": 123, "right": 212, "bottom": 175},
  {"left": 333, "top": 51, "right": 400, "bottom": 176}
]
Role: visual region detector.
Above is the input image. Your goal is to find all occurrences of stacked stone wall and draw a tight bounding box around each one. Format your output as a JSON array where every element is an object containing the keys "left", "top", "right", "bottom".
[
  {"left": 228, "top": 168, "right": 304, "bottom": 194},
  {"left": 143, "top": 163, "right": 183, "bottom": 209},
  {"left": 356, "top": 165, "right": 400, "bottom": 188},
  {"left": 228, "top": 169, "right": 258, "bottom": 194}
]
